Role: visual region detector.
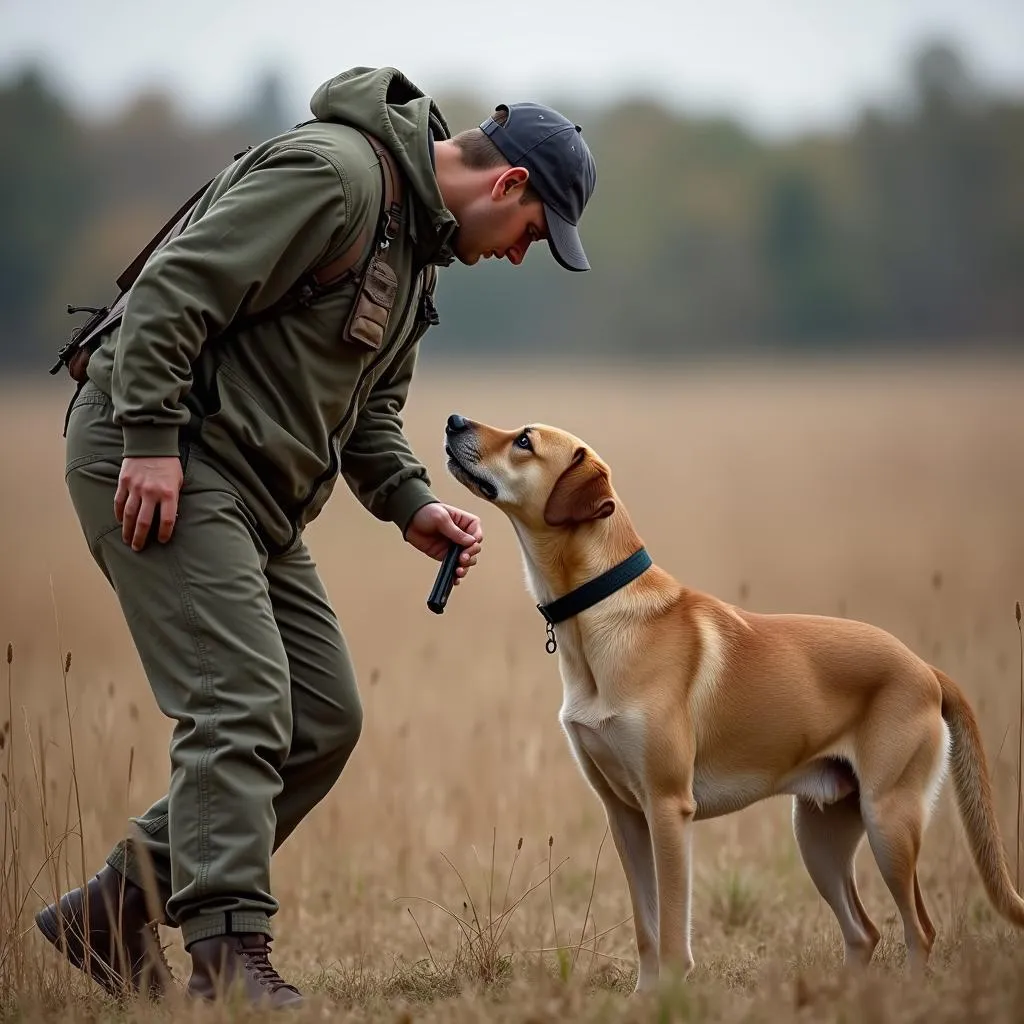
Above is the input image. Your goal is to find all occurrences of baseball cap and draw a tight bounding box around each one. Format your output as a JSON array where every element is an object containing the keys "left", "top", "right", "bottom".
[{"left": 479, "top": 102, "right": 596, "bottom": 272}]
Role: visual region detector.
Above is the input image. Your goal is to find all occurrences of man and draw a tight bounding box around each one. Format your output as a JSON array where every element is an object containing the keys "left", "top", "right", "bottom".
[{"left": 37, "top": 66, "right": 596, "bottom": 1008}]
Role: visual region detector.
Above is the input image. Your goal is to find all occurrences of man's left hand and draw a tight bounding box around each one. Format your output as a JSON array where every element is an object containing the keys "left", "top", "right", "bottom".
[{"left": 405, "top": 502, "right": 483, "bottom": 584}]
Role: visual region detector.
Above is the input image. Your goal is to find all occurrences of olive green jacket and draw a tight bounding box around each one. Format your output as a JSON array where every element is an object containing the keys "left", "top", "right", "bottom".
[{"left": 85, "top": 66, "right": 458, "bottom": 553}]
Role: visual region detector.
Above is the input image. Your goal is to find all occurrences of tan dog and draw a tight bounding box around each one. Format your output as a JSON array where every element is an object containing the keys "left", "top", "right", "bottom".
[{"left": 442, "top": 413, "right": 1024, "bottom": 992}]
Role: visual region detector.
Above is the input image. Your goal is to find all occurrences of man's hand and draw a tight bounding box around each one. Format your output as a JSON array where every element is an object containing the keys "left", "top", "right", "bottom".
[
  {"left": 405, "top": 502, "right": 483, "bottom": 584},
  {"left": 114, "top": 456, "right": 184, "bottom": 552}
]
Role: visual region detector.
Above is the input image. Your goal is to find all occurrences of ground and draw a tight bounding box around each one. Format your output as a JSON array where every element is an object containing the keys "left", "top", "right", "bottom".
[{"left": 3, "top": 356, "right": 1024, "bottom": 1022}]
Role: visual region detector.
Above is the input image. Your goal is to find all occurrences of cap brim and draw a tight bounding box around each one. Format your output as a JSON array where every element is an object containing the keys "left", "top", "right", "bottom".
[{"left": 544, "top": 205, "right": 590, "bottom": 272}]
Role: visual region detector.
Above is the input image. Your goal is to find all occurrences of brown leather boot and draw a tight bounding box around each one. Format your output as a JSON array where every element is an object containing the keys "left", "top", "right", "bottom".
[
  {"left": 35, "top": 863, "right": 173, "bottom": 999},
  {"left": 186, "top": 933, "right": 303, "bottom": 1008}
]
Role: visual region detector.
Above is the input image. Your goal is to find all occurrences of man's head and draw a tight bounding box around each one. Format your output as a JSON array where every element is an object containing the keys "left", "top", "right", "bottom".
[{"left": 434, "top": 103, "right": 596, "bottom": 272}]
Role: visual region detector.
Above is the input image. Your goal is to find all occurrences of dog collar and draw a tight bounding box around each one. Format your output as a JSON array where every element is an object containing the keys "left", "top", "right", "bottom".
[{"left": 536, "top": 548, "right": 653, "bottom": 654}]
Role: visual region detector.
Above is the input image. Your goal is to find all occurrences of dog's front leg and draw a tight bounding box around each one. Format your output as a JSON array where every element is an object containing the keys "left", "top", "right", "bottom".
[
  {"left": 648, "top": 791, "right": 696, "bottom": 983},
  {"left": 601, "top": 797, "right": 660, "bottom": 993},
  {"left": 568, "top": 742, "right": 660, "bottom": 992}
]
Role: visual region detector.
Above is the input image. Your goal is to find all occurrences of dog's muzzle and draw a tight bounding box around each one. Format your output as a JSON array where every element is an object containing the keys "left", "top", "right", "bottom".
[{"left": 444, "top": 414, "right": 499, "bottom": 500}]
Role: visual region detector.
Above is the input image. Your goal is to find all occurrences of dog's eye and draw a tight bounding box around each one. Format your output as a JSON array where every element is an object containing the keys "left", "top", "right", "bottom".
[{"left": 514, "top": 432, "right": 533, "bottom": 452}]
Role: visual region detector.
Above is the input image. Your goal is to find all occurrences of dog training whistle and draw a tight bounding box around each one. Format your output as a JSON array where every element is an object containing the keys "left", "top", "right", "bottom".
[{"left": 427, "top": 541, "right": 463, "bottom": 614}]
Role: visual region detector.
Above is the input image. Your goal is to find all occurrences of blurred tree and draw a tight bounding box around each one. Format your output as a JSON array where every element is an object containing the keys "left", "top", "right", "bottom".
[
  {"left": 241, "top": 69, "right": 294, "bottom": 141},
  {"left": 0, "top": 68, "right": 90, "bottom": 367},
  {"left": 761, "top": 169, "right": 856, "bottom": 343}
]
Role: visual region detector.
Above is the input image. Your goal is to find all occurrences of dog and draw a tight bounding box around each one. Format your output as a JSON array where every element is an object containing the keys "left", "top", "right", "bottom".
[{"left": 442, "top": 412, "right": 1024, "bottom": 992}]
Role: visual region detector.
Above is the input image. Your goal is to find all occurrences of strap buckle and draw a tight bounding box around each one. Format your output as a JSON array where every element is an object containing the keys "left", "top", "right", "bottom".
[
  {"left": 537, "top": 604, "right": 557, "bottom": 654},
  {"left": 379, "top": 203, "right": 402, "bottom": 249}
]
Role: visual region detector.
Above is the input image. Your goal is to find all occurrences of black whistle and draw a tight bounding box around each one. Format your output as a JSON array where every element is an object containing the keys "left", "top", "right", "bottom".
[{"left": 427, "top": 541, "right": 463, "bottom": 614}]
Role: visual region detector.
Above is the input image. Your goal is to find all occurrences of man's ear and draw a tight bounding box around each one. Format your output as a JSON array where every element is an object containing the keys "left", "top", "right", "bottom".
[
  {"left": 492, "top": 166, "right": 530, "bottom": 200},
  {"left": 544, "top": 448, "right": 616, "bottom": 527}
]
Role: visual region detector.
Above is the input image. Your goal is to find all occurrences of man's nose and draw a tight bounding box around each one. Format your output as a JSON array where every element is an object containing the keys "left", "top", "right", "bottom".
[
  {"left": 446, "top": 414, "right": 470, "bottom": 434},
  {"left": 508, "top": 237, "right": 533, "bottom": 266}
]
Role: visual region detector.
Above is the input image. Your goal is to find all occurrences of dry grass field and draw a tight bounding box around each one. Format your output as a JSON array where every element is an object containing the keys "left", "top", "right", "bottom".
[{"left": 3, "top": 357, "right": 1024, "bottom": 1022}]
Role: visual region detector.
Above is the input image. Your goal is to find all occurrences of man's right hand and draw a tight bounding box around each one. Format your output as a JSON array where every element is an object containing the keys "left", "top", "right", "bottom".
[{"left": 115, "top": 456, "right": 184, "bottom": 552}]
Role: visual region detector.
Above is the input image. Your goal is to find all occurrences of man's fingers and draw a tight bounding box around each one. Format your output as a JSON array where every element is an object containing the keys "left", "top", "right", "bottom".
[
  {"left": 114, "top": 478, "right": 129, "bottom": 524},
  {"left": 157, "top": 491, "right": 179, "bottom": 544},
  {"left": 454, "top": 548, "right": 480, "bottom": 579},
  {"left": 463, "top": 519, "right": 484, "bottom": 544},
  {"left": 131, "top": 495, "right": 157, "bottom": 552},
  {"left": 115, "top": 458, "right": 184, "bottom": 550},
  {"left": 440, "top": 517, "right": 477, "bottom": 548},
  {"left": 442, "top": 505, "right": 484, "bottom": 542},
  {"left": 121, "top": 492, "right": 140, "bottom": 545}
]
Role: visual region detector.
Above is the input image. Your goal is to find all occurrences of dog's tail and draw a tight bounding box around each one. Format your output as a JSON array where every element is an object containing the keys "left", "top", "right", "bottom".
[{"left": 934, "top": 665, "right": 1024, "bottom": 928}]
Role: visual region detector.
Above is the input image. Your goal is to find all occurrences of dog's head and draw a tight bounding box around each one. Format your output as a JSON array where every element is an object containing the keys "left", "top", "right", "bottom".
[{"left": 443, "top": 414, "right": 616, "bottom": 532}]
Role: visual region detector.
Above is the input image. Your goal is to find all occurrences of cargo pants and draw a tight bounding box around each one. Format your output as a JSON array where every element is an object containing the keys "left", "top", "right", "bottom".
[{"left": 63, "top": 381, "right": 363, "bottom": 948}]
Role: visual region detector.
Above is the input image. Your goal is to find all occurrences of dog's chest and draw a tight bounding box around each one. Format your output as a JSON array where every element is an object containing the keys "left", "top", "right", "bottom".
[{"left": 560, "top": 695, "right": 648, "bottom": 811}]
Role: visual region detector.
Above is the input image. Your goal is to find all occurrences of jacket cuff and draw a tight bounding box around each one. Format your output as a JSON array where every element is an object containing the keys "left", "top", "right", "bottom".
[
  {"left": 121, "top": 425, "right": 181, "bottom": 458},
  {"left": 386, "top": 478, "right": 439, "bottom": 537}
]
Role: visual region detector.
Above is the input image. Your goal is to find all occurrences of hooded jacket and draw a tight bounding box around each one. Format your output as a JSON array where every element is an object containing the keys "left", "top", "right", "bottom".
[{"left": 83, "top": 67, "right": 459, "bottom": 554}]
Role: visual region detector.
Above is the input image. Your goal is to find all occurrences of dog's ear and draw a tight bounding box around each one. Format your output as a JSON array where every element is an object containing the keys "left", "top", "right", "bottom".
[{"left": 544, "top": 448, "right": 616, "bottom": 527}]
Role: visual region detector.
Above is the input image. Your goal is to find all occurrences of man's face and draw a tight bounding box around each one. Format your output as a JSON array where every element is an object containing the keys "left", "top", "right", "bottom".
[{"left": 452, "top": 168, "right": 548, "bottom": 268}]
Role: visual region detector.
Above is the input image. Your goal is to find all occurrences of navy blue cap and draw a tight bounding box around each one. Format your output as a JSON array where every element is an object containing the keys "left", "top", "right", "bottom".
[{"left": 480, "top": 102, "right": 596, "bottom": 272}]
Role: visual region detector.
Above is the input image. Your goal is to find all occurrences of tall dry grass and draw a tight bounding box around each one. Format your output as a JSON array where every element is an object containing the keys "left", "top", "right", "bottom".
[{"left": 2, "top": 356, "right": 1024, "bottom": 1021}]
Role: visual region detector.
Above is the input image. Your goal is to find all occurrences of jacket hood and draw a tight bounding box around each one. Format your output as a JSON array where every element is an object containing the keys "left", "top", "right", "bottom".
[{"left": 309, "top": 67, "right": 457, "bottom": 259}]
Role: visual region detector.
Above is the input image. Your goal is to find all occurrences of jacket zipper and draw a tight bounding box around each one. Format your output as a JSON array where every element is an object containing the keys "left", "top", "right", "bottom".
[{"left": 277, "top": 270, "right": 424, "bottom": 554}]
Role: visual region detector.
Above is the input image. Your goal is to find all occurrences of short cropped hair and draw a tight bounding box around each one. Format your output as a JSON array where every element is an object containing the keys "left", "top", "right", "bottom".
[{"left": 451, "top": 108, "right": 542, "bottom": 205}]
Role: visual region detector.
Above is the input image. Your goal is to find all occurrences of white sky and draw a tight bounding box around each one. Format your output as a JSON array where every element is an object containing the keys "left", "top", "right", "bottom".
[{"left": 2, "top": 0, "right": 1022, "bottom": 137}]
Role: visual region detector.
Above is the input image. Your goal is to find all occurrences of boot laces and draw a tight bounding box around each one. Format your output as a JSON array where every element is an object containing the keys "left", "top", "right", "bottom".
[
  {"left": 145, "top": 921, "right": 173, "bottom": 977},
  {"left": 239, "top": 937, "right": 299, "bottom": 994}
]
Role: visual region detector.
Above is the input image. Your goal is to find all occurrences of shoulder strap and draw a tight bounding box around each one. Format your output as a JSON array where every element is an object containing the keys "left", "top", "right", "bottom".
[{"left": 308, "top": 129, "right": 404, "bottom": 289}]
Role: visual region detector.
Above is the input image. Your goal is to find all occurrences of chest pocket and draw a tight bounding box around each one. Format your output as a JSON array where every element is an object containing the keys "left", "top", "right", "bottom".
[
  {"left": 363, "top": 262, "right": 440, "bottom": 395},
  {"left": 341, "top": 250, "right": 400, "bottom": 351}
]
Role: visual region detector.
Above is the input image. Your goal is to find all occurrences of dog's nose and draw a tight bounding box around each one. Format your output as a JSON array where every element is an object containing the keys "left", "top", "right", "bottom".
[{"left": 446, "top": 414, "right": 470, "bottom": 435}]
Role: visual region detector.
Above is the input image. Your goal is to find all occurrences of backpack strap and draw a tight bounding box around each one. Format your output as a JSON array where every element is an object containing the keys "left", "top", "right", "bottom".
[{"left": 306, "top": 129, "right": 404, "bottom": 290}]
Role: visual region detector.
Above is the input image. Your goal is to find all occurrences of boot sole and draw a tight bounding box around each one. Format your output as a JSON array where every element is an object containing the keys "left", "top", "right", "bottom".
[{"left": 35, "top": 904, "right": 159, "bottom": 1000}]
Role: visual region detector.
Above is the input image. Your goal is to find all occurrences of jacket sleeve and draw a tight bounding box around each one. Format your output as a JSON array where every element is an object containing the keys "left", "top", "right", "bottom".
[
  {"left": 338, "top": 338, "right": 439, "bottom": 535},
  {"left": 111, "top": 145, "right": 352, "bottom": 458}
]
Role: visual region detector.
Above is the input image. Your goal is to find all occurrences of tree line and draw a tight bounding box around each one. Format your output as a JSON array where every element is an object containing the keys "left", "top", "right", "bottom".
[{"left": 1, "top": 41, "right": 1021, "bottom": 372}]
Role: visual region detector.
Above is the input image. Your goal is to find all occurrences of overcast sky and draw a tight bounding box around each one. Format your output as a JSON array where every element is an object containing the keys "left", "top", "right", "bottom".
[{"left": 2, "top": 0, "right": 1023, "bottom": 137}]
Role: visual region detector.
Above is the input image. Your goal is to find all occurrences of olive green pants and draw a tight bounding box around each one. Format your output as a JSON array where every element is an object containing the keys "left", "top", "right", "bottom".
[{"left": 64, "top": 382, "right": 363, "bottom": 948}]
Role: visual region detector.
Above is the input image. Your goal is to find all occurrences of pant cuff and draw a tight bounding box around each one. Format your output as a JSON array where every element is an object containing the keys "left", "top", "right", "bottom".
[
  {"left": 181, "top": 912, "right": 273, "bottom": 949},
  {"left": 106, "top": 840, "right": 142, "bottom": 888},
  {"left": 106, "top": 841, "right": 168, "bottom": 904}
]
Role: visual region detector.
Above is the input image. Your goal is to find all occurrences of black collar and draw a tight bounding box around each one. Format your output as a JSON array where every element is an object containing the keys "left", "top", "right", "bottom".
[{"left": 536, "top": 548, "right": 653, "bottom": 654}]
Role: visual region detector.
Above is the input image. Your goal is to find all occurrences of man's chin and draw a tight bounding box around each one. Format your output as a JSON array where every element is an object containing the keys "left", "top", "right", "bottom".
[{"left": 449, "top": 234, "right": 479, "bottom": 267}]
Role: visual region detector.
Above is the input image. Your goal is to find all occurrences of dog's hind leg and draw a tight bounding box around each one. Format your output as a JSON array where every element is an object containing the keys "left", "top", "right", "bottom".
[
  {"left": 793, "top": 791, "right": 880, "bottom": 966},
  {"left": 859, "top": 718, "right": 947, "bottom": 972},
  {"left": 861, "top": 789, "right": 936, "bottom": 971}
]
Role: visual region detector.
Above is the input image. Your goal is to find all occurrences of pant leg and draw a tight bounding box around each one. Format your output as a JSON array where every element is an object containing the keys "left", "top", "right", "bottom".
[
  {"left": 107, "top": 542, "right": 364, "bottom": 902},
  {"left": 65, "top": 383, "right": 292, "bottom": 948},
  {"left": 264, "top": 540, "right": 363, "bottom": 849}
]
